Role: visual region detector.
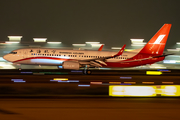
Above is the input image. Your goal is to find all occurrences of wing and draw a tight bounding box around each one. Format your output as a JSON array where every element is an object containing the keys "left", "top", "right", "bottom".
[
  {"left": 120, "top": 53, "right": 174, "bottom": 63},
  {"left": 79, "top": 44, "right": 126, "bottom": 67}
]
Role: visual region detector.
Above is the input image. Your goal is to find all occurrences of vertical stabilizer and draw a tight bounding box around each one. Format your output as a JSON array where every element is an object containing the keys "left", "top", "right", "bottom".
[{"left": 139, "top": 24, "right": 171, "bottom": 55}]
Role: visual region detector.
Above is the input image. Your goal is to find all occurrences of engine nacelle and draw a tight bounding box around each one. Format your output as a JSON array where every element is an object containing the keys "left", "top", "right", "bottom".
[{"left": 62, "top": 61, "right": 80, "bottom": 70}]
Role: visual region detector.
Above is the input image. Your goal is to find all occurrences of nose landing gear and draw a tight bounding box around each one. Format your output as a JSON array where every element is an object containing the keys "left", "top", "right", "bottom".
[{"left": 16, "top": 64, "right": 21, "bottom": 70}]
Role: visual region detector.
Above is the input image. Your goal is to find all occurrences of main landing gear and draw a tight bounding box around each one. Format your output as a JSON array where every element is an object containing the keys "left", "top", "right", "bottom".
[
  {"left": 83, "top": 65, "right": 92, "bottom": 75},
  {"left": 83, "top": 70, "right": 92, "bottom": 75}
]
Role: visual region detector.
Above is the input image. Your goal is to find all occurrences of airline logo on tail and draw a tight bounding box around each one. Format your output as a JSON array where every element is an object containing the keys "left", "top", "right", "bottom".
[{"left": 153, "top": 35, "right": 166, "bottom": 44}]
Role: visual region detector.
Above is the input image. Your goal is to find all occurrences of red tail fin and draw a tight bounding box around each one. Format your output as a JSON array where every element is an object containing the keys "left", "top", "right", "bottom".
[
  {"left": 139, "top": 24, "right": 171, "bottom": 55},
  {"left": 98, "top": 44, "right": 104, "bottom": 51}
]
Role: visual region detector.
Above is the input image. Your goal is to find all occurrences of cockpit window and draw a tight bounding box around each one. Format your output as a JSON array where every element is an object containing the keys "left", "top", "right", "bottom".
[{"left": 9, "top": 52, "right": 17, "bottom": 54}]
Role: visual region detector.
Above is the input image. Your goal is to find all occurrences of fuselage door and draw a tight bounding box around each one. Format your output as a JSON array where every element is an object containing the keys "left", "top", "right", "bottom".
[{"left": 23, "top": 50, "right": 28, "bottom": 58}]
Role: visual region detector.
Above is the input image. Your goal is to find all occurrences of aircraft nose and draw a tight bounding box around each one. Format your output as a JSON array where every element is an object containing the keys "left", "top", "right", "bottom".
[{"left": 3, "top": 54, "right": 11, "bottom": 62}]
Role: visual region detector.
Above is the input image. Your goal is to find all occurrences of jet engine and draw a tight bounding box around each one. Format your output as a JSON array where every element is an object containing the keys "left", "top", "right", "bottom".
[{"left": 61, "top": 61, "right": 80, "bottom": 70}]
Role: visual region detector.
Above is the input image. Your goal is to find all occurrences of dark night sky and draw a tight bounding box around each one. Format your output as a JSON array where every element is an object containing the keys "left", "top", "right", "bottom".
[{"left": 0, "top": 0, "right": 179, "bottom": 48}]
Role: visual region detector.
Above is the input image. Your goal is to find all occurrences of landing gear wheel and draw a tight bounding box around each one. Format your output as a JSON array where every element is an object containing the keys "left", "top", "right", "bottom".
[
  {"left": 87, "top": 70, "right": 92, "bottom": 75},
  {"left": 83, "top": 70, "right": 92, "bottom": 75},
  {"left": 17, "top": 64, "right": 21, "bottom": 70}
]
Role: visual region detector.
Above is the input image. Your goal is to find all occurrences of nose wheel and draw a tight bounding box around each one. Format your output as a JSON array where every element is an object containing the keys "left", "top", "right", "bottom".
[{"left": 17, "top": 64, "right": 21, "bottom": 70}]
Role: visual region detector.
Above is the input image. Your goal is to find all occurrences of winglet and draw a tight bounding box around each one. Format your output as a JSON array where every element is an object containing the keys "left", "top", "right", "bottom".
[
  {"left": 114, "top": 44, "right": 126, "bottom": 57},
  {"left": 98, "top": 44, "right": 104, "bottom": 51}
]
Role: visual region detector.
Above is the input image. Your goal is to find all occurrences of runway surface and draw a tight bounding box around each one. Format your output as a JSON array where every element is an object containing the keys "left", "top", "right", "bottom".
[
  {"left": 0, "top": 69, "right": 179, "bottom": 84},
  {"left": 0, "top": 69, "right": 180, "bottom": 97},
  {"left": 0, "top": 98, "right": 180, "bottom": 120}
]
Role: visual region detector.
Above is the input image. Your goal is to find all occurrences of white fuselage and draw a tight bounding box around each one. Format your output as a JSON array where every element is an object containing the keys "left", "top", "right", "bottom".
[{"left": 3, "top": 48, "right": 141, "bottom": 66}]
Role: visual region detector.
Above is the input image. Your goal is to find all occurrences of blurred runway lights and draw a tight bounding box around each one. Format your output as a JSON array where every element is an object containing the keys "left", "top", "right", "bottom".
[
  {"left": 50, "top": 79, "right": 79, "bottom": 83},
  {"left": 146, "top": 71, "right": 162, "bottom": 75},
  {"left": 120, "top": 77, "right": 132, "bottom": 79},
  {"left": 11, "top": 79, "right": 26, "bottom": 83},
  {"left": 78, "top": 85, "right": 90, "bottom": 87},
  {"left": 109, "top": 85, "right": 180, "bottom": 97}
]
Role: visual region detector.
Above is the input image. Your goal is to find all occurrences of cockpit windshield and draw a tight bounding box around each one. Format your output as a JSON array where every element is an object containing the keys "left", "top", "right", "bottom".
[{"left": 9, "top": 51, "right": 17, "bottom": 54}]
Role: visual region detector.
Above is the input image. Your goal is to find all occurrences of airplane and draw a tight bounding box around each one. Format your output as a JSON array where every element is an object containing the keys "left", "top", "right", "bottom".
[{"left": 3, "top": 24, "right": 171, "bottom": 74}]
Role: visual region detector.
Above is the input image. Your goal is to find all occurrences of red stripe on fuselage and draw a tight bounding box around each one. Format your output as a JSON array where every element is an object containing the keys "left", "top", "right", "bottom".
[{"left": 12, "top": 57, "right": 74, "bottom": 63}]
